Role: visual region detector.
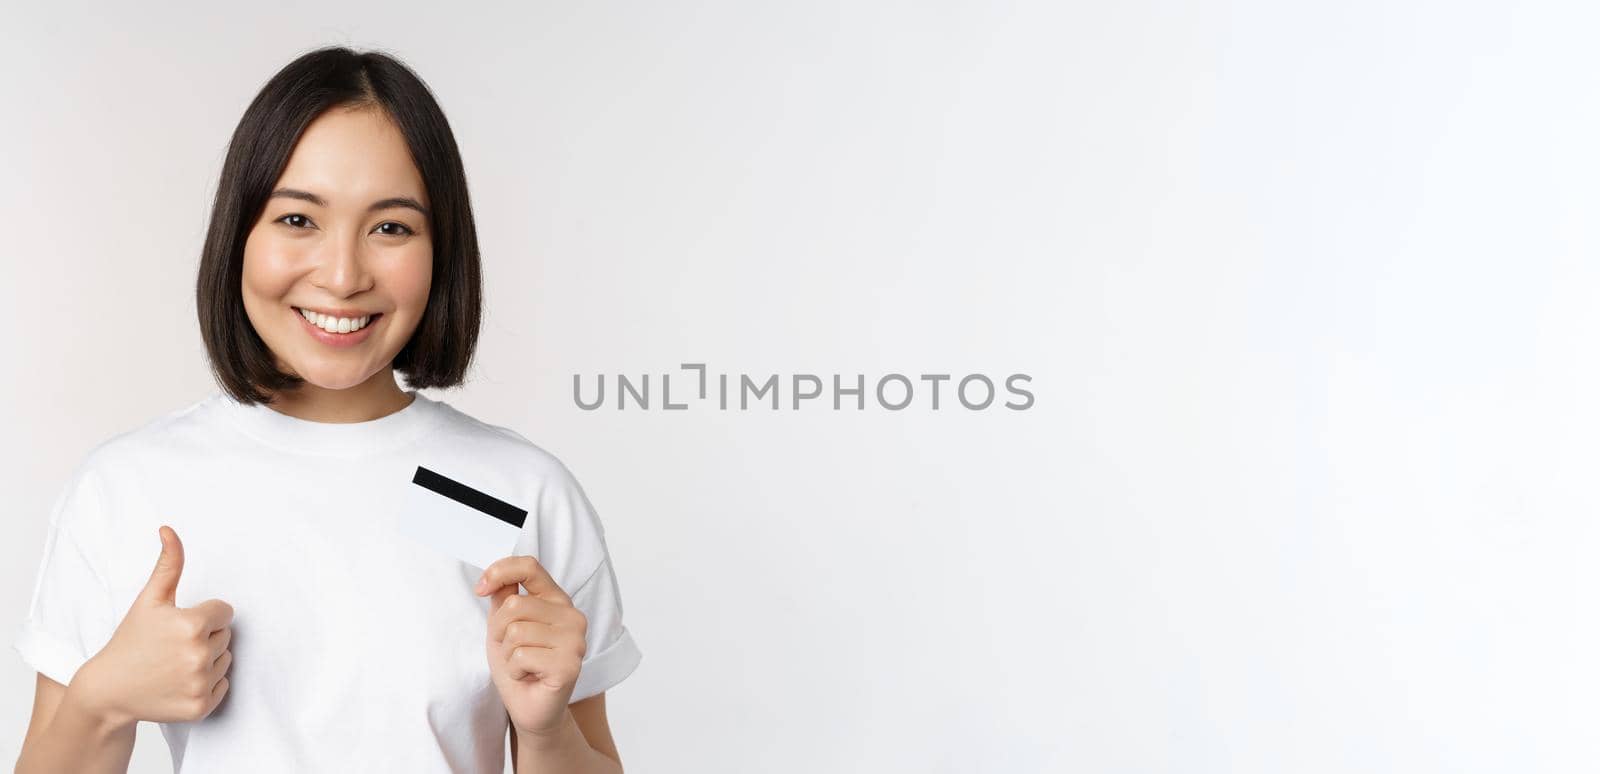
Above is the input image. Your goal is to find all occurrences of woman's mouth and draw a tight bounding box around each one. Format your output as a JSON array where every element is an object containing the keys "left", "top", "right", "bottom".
[
  {"left": 292, "top": 306, "right": 382, "bottom": 347},
  {"left": 295, "top": 306, "right": 378, "bottom": 333}
]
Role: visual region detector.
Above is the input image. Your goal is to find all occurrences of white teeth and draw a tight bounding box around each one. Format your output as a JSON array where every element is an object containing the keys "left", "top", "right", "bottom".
[{"left": 298, "top": 308, "right": 372, "bottom": 334}]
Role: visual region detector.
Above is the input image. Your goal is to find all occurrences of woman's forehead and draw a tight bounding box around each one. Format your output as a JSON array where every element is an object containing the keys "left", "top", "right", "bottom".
[{"left": 275, "top": 106, "right": 428, "bottom": 208}]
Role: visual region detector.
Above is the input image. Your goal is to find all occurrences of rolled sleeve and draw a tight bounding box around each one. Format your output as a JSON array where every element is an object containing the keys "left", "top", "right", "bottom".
[
  {"left": 568, "top": 557, "right": 643, "bottom": 703},
  {"left": 11, "top": 465, "right": 117, "bottom": 687}
]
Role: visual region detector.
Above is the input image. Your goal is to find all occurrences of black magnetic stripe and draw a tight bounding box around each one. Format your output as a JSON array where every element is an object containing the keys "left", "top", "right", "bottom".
[{"left": 411, "top": 466, "right": 528, "bottom": 529}]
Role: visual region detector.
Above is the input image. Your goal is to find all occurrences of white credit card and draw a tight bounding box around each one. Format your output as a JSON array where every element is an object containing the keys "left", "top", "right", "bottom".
[{"left": 394, "top": 465, "right": 526, "bottom": 571}]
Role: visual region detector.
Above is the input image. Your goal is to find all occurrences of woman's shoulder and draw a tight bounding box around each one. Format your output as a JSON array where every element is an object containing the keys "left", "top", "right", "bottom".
[
  {"left": 421, "top": 396, "right": 578, "bottom": 478},
  {"left": 40, "top": 392, "right": 219, "bottom": 517},
  {"left": 73, "top": 392, "right": 220, "bottom": 472},
  {"left": 421, "top": 398, "right": 604, "bottom": 538}
]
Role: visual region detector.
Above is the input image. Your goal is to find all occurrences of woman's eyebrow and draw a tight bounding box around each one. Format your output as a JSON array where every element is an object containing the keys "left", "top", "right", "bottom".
[{"left": 269, "top": 187, "right": 430, "bottom": 218}]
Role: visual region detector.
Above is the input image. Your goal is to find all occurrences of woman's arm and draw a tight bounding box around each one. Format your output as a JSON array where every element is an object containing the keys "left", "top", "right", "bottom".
[
  {"left": 509, "top": 693, "right": 624, "bottom": 774},
  {"left": 16, "top": 527, "right": 232, "bottom": 774},
  {"left": 13, "top": 672, "right": 137, "bottom": 774}
]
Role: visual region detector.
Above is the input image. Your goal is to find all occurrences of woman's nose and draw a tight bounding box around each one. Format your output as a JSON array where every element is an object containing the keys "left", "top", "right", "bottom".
[{"left": 311, "top": 231, "right": 374, "bottom": 296}]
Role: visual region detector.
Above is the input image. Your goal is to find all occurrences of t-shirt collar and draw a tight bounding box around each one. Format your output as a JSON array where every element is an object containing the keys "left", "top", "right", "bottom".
[{"left": 210, "top": 388, "right": 444, "bottom": 457}]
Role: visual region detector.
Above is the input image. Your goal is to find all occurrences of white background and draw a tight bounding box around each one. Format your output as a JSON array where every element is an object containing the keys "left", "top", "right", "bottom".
[{"left": 3, "top": 1, "right": 1597, "bottom": 772}]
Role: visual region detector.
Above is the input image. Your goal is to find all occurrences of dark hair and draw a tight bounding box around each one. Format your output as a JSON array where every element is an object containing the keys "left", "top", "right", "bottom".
[{"left": 197, "top": 45, "right": 481, "bottom": 405}]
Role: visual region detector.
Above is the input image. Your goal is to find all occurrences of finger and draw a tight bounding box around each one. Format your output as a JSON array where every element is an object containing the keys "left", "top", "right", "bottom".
[
  {"left": 207, "top": 626, "right": 232, "bottom": 659},
  {"left": 502, "top": 621, "right": 587, "bottom": 659},
  {"left": 489, "top": 582, "right": 518, "bottom": 610},
  {"left": 506, "top": 645, "right": 580, "bottom": 685},
  {"left": 488, "top": 593, "right": 573, "bottom": 641},
  {"left": 202, "top": 676, "right": 230, "bottom": 716},
  {"left": 476, "top": 555, "right": 562, "bottom": 598},
  {"left": 475, "top": 556, "right": 569, "bottom": 603},
  {"left": 499, "top": 619, "right": 556, "bottom": 648},
  {"left": 484, "top": 584, "right": 520, "bottom": 633},
  {"left": 487, "top": 593, "right": 567, "bottom": 641},
  {"left": 189, "top": 599, "right": 235, "bottom": 633},
  {"left": 206, "top": 648, "right": 233, "bottom": 685},
  {"left": 139, "top": 526, "right": 185, "bottom": 606}
]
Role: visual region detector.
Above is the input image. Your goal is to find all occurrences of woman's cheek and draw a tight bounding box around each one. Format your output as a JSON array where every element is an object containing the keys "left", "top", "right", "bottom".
[
  {"left": 242, "top": 232, "right": 310, "bottom": 295},
  {"left": 390, "top": 247, "right": 433, "bottom": 318}
]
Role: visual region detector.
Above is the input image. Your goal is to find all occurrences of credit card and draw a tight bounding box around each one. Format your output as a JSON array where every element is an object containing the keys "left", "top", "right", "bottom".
[{"left": 394, "top": 465, "right": 526, "bottom": 571}]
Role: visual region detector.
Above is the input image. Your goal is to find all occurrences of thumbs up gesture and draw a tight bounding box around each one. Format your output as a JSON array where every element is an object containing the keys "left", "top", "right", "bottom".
[{"left": 75, "top": 526, "right": 235, "bottom": 727}]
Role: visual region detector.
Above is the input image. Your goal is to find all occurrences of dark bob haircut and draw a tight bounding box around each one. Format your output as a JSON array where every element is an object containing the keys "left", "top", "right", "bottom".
[{"left": 197, "top": 45, "right": 481, "bottom": 405}]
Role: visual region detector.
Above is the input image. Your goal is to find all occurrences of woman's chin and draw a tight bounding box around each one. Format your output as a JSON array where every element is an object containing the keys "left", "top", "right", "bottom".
[{"left": 290, "top": 366, "right": 382, "bottom": 392}]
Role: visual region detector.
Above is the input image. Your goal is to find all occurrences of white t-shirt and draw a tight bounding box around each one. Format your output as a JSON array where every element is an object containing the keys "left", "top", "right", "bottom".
[{"left": 12, "top": 390, "right": 643, "bottom": 773}]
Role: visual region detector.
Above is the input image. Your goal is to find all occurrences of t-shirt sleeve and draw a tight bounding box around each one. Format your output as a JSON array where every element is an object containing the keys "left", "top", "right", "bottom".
[
  {"left": 527, "top": 458, "right": 644, "bottom": 704},
  {"left": 12, "top": 461, "right": 119, "bottom": 688},
  {"left": 568, "top": 556, "right": 643, "bottom": 703}
]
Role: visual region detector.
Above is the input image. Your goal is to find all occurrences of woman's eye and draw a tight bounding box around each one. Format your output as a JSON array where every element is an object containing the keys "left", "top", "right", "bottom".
[{"left": 273, "top": 215, "right": 412, "bottom": 236}]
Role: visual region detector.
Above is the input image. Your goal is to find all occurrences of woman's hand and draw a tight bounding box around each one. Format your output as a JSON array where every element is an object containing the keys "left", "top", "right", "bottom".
[
  {"left": 475, "top": 555, "right": 588, "bottom": 738},
  {"left": 75, "top": 526, "right": 234, "bottom": 726}
]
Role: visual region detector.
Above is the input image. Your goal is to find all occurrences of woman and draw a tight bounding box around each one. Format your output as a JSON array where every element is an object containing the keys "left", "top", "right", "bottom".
[{"left": 12, "top": 46, "right": 642, "bottom": 773}]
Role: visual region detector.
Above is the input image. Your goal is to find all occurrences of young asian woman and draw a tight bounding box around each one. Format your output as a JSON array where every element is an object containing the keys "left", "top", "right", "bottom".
[{"left": 12, "top": 46, "right": 641, "bottom": 774}]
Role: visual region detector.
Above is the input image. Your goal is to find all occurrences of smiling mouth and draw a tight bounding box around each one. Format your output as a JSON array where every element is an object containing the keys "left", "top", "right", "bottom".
[{"left": 293, "top": 306, "right": 382, "bottom": 334}]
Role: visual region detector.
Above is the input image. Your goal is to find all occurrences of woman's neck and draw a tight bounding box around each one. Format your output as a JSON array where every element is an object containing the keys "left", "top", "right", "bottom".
[{"left": 260, "top": 369, "right": 415, "bottom": 423}]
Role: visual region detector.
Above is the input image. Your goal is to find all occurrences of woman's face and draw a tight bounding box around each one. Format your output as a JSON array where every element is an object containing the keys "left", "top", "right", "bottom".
[{"left": 241, "top": 104, "right": 433, "bottom": 392}]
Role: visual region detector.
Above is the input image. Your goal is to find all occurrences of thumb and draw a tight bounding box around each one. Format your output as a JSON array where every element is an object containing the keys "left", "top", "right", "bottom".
[
  {"left": 488, "top": 582, "right": 519, "bottom": 612},
  {"left": 139, "top": 525, "right": 184, "bottom": 606}
]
